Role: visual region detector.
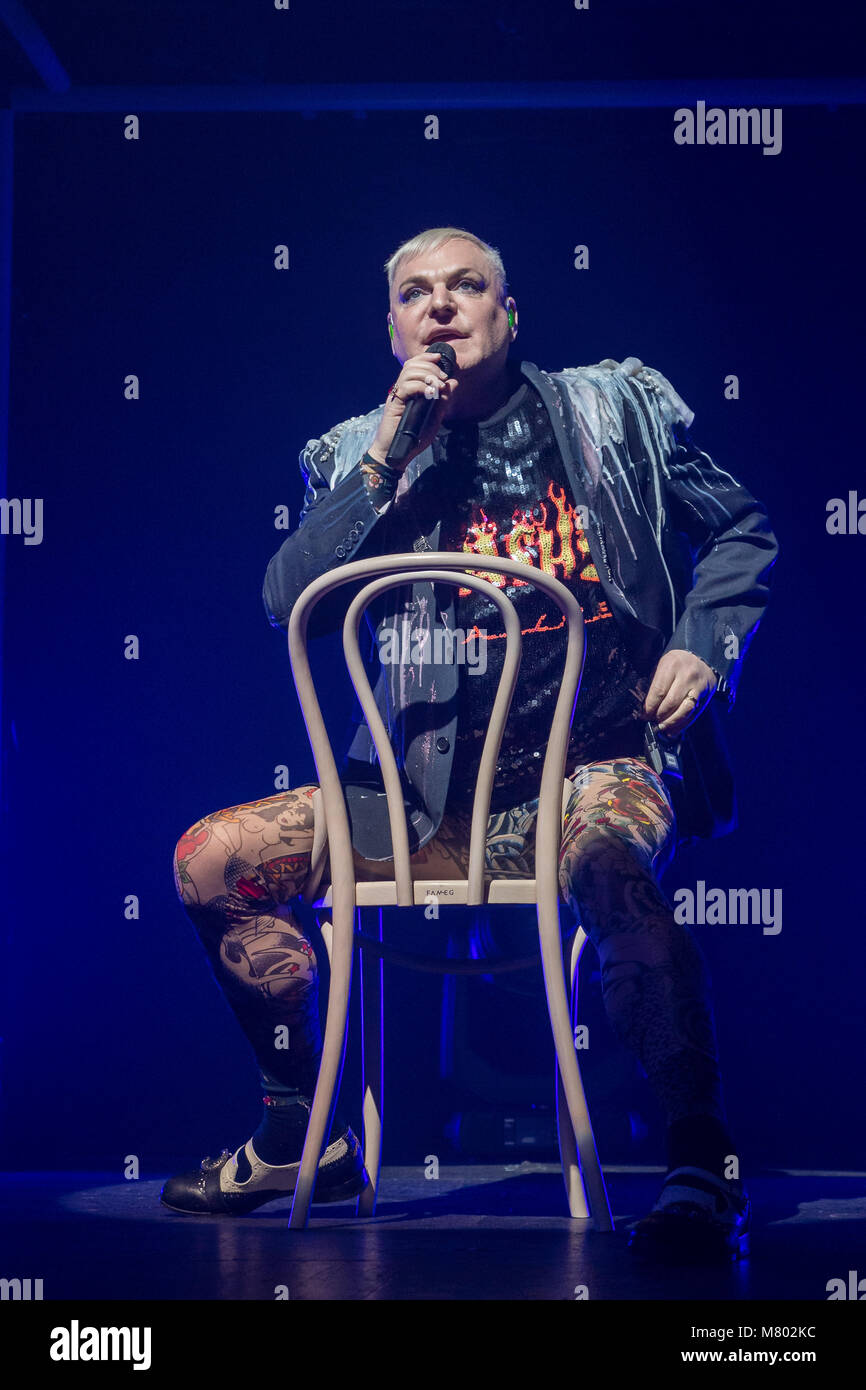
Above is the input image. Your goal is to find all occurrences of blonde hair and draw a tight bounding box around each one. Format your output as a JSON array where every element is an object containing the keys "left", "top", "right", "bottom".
[{"left": 384, "top": 226, "right": 508, "bottom": 303}]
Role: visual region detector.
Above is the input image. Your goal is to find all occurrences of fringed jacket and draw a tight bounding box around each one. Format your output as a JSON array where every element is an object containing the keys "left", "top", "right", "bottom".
[{"left": 263, "top": 357, "right": 778, "bottom": 859}]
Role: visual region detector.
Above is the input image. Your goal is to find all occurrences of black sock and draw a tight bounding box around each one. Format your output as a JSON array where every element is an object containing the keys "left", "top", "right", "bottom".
[
  {"left": 252, "top": 1069, "right": 344, "bottom": 1165},
  {"left": 666, "top": 1113, "right": 739, "bottom": 1183}
]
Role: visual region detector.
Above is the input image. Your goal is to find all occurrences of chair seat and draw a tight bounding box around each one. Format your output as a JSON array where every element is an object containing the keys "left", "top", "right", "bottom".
[
  {"left": 312, "top": 877, "right": 540, "bottom": 908},
  {"left": 306, "top": 779, "right": 577, "bottom": 911}
]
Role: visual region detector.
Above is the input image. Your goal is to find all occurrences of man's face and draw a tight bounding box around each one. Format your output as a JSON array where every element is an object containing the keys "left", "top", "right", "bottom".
[{"left": 388, "top": 239, "right": 516, "bottom": 376}]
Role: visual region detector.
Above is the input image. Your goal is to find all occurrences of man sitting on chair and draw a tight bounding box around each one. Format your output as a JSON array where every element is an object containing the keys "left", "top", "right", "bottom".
[{"left": 164, "top": 226, "right": 777, "bottom": 1262}]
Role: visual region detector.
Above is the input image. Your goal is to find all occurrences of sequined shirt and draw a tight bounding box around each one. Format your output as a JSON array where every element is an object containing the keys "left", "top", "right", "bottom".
[{"left": 431, "top": 372, "right": 650, "bottom": 811}]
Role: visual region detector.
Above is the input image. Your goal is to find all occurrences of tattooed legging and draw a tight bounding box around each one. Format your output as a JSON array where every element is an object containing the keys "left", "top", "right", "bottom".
[{"left": 172, "top": 757, "right": 724, "bottom": 1126}]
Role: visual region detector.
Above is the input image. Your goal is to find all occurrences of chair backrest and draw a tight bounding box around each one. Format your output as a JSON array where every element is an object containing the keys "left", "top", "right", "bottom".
[{"left": 287, "top": 553, "right": 585, "bottom": 909}]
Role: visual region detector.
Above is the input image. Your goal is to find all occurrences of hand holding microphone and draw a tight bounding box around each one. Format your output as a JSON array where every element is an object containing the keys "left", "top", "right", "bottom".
[{"left": 367, "top": 342, "right": 460, "bottom": 472}]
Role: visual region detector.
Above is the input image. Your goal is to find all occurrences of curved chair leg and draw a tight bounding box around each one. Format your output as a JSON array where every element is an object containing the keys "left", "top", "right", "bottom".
[
  {"left": 357, "top": 906, "right": 383, "bottom": 1217},
  {"left": 288, "top": 901, "right": 355, "bottom": 1229},
  {"left": 554, "top": 780, "right": 591, "bottom": 1216},
  {"left": 538, "top": 898, "right": 614, "bottom": 1232},
  {"left": 556, "top": 927, "right": 589, "bottom": 1219}
]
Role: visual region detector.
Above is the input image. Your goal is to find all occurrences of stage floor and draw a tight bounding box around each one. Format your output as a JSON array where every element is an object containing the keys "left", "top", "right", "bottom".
[{"left": 1, "top": 1165, "right": 863, "bottom": 1301}]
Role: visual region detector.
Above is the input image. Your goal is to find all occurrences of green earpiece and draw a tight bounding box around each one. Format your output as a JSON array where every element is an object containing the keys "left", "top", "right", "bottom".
[
  {"left": 388, "top": 320, "right": 394, "bottom": 340},
  {"left": 507, "top": 309, "right": 515, "bottom": 328}
]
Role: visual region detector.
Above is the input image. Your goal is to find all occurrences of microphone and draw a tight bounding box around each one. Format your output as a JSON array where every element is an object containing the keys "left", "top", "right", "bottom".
[{"left": 385, "top": 341, "right": 458, "bottom": 468}]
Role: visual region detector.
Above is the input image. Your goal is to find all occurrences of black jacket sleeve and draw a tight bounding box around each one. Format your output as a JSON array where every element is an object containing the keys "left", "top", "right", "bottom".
[
  {"left": 262, "top": 433, "right": 394, "bottom": 635},
  {"left": 660, "top": 422, "right": 779, "bottom": 706},
  {"left": 618, "top": 365, "right": 779, "bottom": 708}
]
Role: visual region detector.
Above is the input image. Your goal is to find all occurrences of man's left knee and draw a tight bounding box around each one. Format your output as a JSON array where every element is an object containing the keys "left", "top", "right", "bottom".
[{"left": 561, "top": 820, "right": 644, "bottom": 874}]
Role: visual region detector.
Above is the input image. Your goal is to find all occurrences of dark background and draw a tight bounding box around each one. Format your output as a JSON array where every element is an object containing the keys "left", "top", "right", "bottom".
[{"left": 0, "top": 2, "right": 863, "bottom": 1175}]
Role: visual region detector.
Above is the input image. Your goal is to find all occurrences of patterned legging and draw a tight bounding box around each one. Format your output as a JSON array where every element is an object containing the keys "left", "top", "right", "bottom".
[{"left": 172, "top": 757, "right": 724, "bottom": 1125}]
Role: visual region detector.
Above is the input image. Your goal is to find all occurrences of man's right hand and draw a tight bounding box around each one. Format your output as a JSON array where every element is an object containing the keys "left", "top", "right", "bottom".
[{"left": 367, "top": 350, "right": 459, "bottom": 469}]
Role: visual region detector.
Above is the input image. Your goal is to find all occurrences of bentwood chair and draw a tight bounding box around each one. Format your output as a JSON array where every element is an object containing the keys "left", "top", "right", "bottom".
[{"left": 286, "top": 553, "right": 614, "bottom": 1233}]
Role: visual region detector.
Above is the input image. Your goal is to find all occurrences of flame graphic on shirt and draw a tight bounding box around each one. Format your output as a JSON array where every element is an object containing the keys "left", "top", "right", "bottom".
[{"left": 458, "top": 481, "right": 598, "bottom": 595}]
